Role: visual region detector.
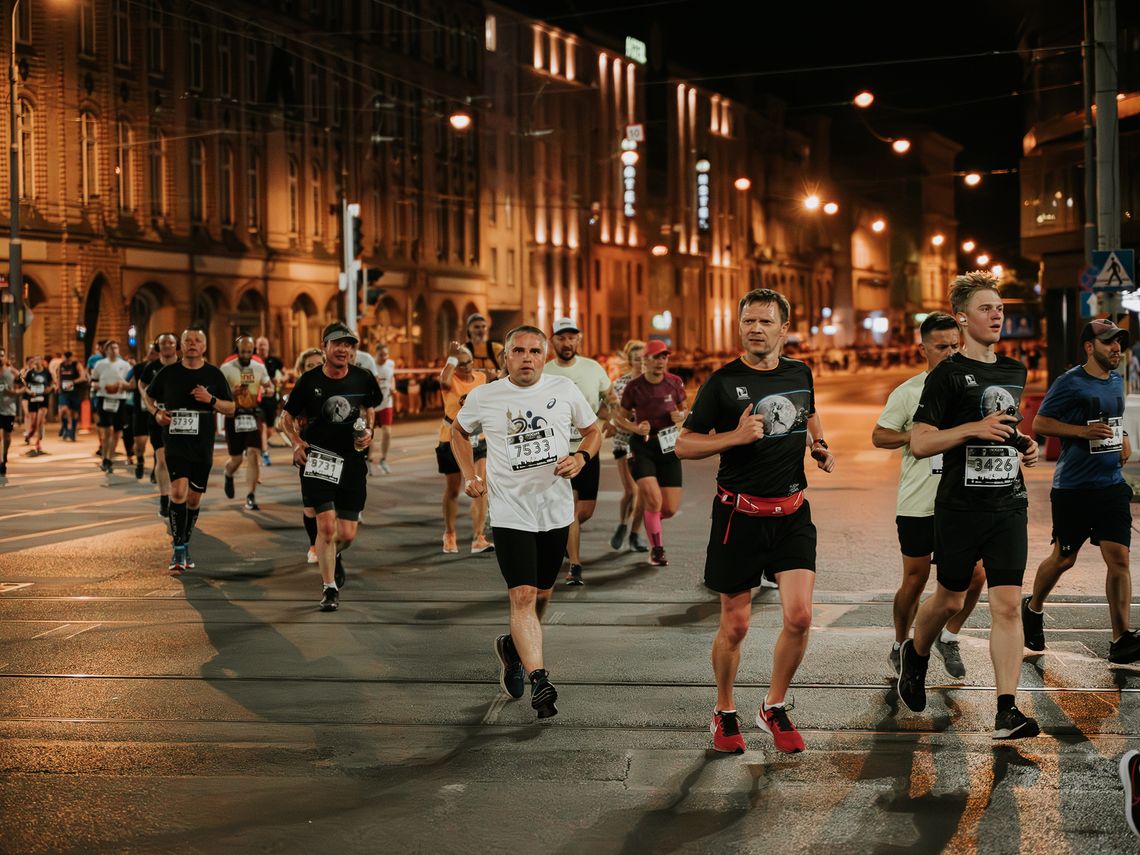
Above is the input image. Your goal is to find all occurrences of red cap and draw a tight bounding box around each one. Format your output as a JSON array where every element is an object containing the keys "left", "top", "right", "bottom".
[{"left": 644, "top": 340, "right": 671, "bottom": 357}]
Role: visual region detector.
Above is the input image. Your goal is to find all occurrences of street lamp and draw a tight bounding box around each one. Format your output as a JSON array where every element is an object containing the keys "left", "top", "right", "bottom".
[
  {"left": 733, "top": 176, "right": 751, "bottom": 191},
  {"left": 651, "top": 244, "right": 669, "bottom": 257},
  {"left": 976, "top": 253, "right": 990, "bottom": 266},
  {"left": 931, "top": 233, "right": 945, "bottom": 247},
  {"left": 963, "top": 172, "right": 982, "bottom": 187},
  {"left": 890, "top": 138, "right": 911, "bottom": 155},
  {"left": 803, "top": 194, "right": 821, "bottom": 211},
  {"left": 823, "top": 201, "right": 839, "bottom": 215},
  {"left": 871, "top": 218, "right": 887, "bottom": 233},
  {"left": 991, "top": 264, "right": 1004, "bottom": 278},
  {"left": 853, "top": 90, "right": 874, "bottom": 109},
  {"left": 962, "top": 239, "right": 976, "bottom": 253},
  {"left": 448, "top": 110, "right": 472, "bottom": 131},
  {"left": 620, "top": 149, "right": 639, "bottom": 166}
]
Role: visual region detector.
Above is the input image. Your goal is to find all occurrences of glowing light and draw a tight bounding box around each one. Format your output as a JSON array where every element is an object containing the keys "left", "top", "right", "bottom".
[
  {"left": 976, "top": 253, "right": 990, "bottom": 266},
  {"left": 891, "top": 138, "right": 911, "bottom": 155},
  {"left": 695, "top": 158, "right": 711, "bottom": 174},
  {"left": 803, "top": 194, "right": 821, "bottom": 211},
  {"left": 620, "top": 150, "right": 639, "bottom": 166},
  {"left": 853, "top": 91, "right": 874, "bottom": 109},
  {"left": 931, "top": 233, "right": 945, "bottom": 247},
  {"left": 871, "top": 218, "right": 886, "bottom": 233},
  {"left": 448, "top": 111, "right": 472, "bottom": 131},
  {"left": 651, "top": 244, "right": 669, "bottom": 257},
  {"left": 962, "top": 239, "right": 976, "bottom": 253},
  {"left": 734, "top": 177, "right": 751, "bottom": 191},
  {"left": 823, "top": 201, "right": 839, "bottom": 215},
  {"left": 991, "top": 264, "right": 1004, "bottom": 278},
  {"left": 964, "top": 172, "right": 982, "bottom": 187}
]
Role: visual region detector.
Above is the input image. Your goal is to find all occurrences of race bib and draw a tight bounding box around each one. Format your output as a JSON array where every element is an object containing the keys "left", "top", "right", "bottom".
[
  {"left": 964, "top": 445, "right": 1019, "bottom": 487},
  {"left": 569, "top": 425, "right": 582, "bottom": 443},
  {"left": 1088, "top": 417, "right": 1124, "bottom": 455},
  {"left": 304, "top": 447, "right": 344, "bottom": 484},
  {"left": 102, "top": 398, "right": 121, "bottom": 412},
  {"left": 507, "top": 427, "right": 558, "bottom": 471},
  {"left": 61, "top": 380, "right": 74, "bottom": 392},
  {"left": 235, "top": 413, "right": 258, "bottom": 433},
  {"left": 929, "top": 453, "right": 943, "bottom": 475},
  {"left": 657, "top": 425, "right": 679, "bottom": 454},
  {"left": 29, "top": 384, "right": 44, "bottom": 396},
  {"left": 169, "top": 410, "right": 199, "bottom": 435}
]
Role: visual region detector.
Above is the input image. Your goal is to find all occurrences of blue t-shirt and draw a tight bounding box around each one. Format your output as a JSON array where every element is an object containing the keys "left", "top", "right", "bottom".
[{"left": 1038, "top": 365, "right": 1126, "bottom": 489}]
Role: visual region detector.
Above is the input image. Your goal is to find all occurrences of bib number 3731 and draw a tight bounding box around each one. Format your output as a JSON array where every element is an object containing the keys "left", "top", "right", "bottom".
[{"left": 964, "top": 445, "right": 1019, "bottom": 487}]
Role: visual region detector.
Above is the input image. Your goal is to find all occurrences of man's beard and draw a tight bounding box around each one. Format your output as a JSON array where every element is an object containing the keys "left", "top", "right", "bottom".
[
  {"left": 239, "top": 357, "right": 251, "bottom": 366},
  {"left": 1095, "top": 350, "right": 1120, "bottom": 372}
]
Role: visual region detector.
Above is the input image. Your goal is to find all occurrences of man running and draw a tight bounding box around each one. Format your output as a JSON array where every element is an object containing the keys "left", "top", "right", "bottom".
[
  {"left": 373, "top": 343, "right": 396, "bottom": 474},
  {"left": 127, "top": 345, "right": 160, "bottom": 480},
  {"left": 256, "top": 336, "right": 286, "bottom": 461},
  {"left": 544, "top": 317, "right": 612, "bottom": 585},
  {"left": 221, "top": 336, "right": 275, "bottom": 511},
  {"left": 138, "top": 333, "right": 180, "bottom": 519},
  {"left": 609, "top": 340, "right": 648, "bottom": 552},
  {"left": 90, "top": 341, "right": 132, "bottom": 473},
  {"left": 21, "top": 355, "right": 53, "bottom": 457},
  {"left": 1022, "top": 318, "right": 1140, "bottom": 663},
  {"left": 614, "top": 340, "right": 687, "bottom": 567},
  {"left": 54, "top": 351, "right": 86, "bottom": 442},
  {"left": 451, "top": 325, "right": 600, "bottom": 719},
  {"left": 464, "top": 312, "right": 503, "bottom": 378},
  {"left": 873, "top": 311, "right": 984, "bottom": 678},
  {"left": 900, "top": 270, "right": 1041, "bottom": 739},
  {"left": 144, "top": 329, "right": 235, "bottom": 573},
  {"left": 676, "top": 288, "right": 836, "bottom": 755},
  {"left": 0, "top": 350, "right": 22, "bottom": 479},
  {"left": 282, "top": 323, "right": 380, "bottom": 612},
  {"left": 437, "top": 341, "right": 492, "bottom": 554},
  {"left": 290, "top": 347, "right": 326, "bottom": 564}
]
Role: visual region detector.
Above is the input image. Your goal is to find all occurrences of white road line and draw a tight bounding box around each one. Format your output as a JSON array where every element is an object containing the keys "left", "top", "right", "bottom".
[
  {"left": 0, "top": 583, "right": 34, "bottom": 594},
  {"left": 480, "top": 696, "right": 509, "bottom": 724},
  {"left": 62, "top": 623, "right": 101, "bottom": 639},
  {"left": 31, "top": 624, "right": 72, "bottom": 639},
  {"left": 0, "top": 514, "right": 151, "bottom": 544},
  {"left": 547, "top": 611, "right": 565, "bottom": 625},
  {"left": 0, "top": 494, "right": 154, "bottom": 522}
]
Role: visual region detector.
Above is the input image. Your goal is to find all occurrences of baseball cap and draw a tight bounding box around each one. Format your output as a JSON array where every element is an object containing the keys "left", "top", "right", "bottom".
[
  {"left": 644, "top": 340, "right": 671, "bottom": 357},
  {"left": 552, "top": 317, "right": 580, "bottom": 335},
  {"left": 322, "top": 322, "right": 359, "bottom": 345},
  {"left": 465, "top": 312, "right": 486, "bottom": 328},
  {"left": 1079, "top": 318, "right": 1129, "bottom": 346}
]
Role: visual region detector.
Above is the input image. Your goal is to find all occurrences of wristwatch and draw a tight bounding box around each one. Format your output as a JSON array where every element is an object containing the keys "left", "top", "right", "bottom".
[
  {"left": 209, "top": 395, "right": 217, "bottom": 409},
  {"left": 812, "top": 438, "right": 828, "bottom": 449}
]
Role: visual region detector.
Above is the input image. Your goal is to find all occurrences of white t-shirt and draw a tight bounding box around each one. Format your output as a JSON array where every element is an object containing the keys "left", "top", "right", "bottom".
[
  {"left": 543, "top": 356, "right": 610, "bottom": 450},
  {"left": 457, "top": 373, "right": 596, "bottom": 532},
  {"left": 876, "top": 370, "right": 942, "bottom": 517},
  {"left": 220, "top": 359, "right": 271, "bottom": 405},
  {"left": 353, "top": 350, "right": 379, "bottom": 376},
  {"left": 376, "top": 359, "right": 396, "bottom": 410},
  {"left": 90, "top": 358, "right": 133, "bottom": 400}
]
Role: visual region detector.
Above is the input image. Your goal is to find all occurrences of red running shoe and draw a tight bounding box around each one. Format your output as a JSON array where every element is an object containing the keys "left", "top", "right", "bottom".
[
  {"left": 756, "top": 701, "right": 805, "bottom": 754},
  {"left": 710, "top": 710, "right": 746, "bottom": 754}
]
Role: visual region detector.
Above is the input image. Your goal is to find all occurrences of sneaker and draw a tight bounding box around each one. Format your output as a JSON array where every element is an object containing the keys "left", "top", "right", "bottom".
[
  {"left": 471, "top": 534, "right": 495, "bottom": 554},
  {"left": 649, "top": 546, "right": 668, "bottom": 566},
  {"left": 1119, "top": 750, "right": 1140, "bottom": 838},
  {"left": 245, "top": 494, "right": 260, "bottom": 511},
  {"left": 334, "top": 552, "right": 346, "bottom": 589},
  {"left": 529, "top": 669, "right": 558, "bottom": 719},
  {"left": 565, "top": 563, "right": 584, "bottom": 586},
  {"left": 1109, "top": 630, "right": 1140, "bottom": 664},
  {"left": 759, "top": 574, "right": 778, "bottom": 590},
  {"left": 896, "top": 639, "right": 928, "bottom": 713},
  {"left": 442, "top": 532, "right": 459, "bottom": 554},
  {"left": 319, "top": 586, "right": 339, "bottom": 612},
  {"left": 167, "top": 547, "right": 186, "bottom": 574},
  {"left": 261, "top": 451, "right": 271, "bottom": 466},
  {"left": 935, "top": 637, "right": 967, "bottom": 679},
  {"left": 135, "top": 461, "right": 145, "bottom": 480},
  {"left": 629, "top": 532, "right": 649, "bottom": 553},
  {"left": 223, "top": 473, "right": 235, "bottom": 499},
  {"left": 710, "top": 710, "right": 747, "bottom": 754},
  {"left": 306, "top": 546, "right": 318, "bottom": 564},
  {"left": 182, "top": 547, "right": 195, "bottom": 570},
  {"left": 993, "top": 705, "right": 1040, "bottom": 739},
  {"left": 888, "top": 644, "right": 901, "bottom": 676},
  {"left": 104, "top": 458, "right": 113, "bottom": 473},
  {"left": 1022, "top": 595, "right": 1045, "bottom": 652},
  {"left": 610, "top": 523, "right": 628, "bottom": 551},
  {"left": 756, "top": 701, "right": 805, "bottom": 754},
  {"left": 379, "top": 459, "right": 391, "bottom": 474},
  {"left": 494, "top": 635, "right": 525, "bottom": 700}
]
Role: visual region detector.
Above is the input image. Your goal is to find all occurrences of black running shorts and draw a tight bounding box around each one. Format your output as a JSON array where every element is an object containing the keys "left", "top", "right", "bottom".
[
  {"left": 166, "top": 453, "right": 213, "bottom": 494},
  {"left": 704, "top": 497, "right": 817, "bottom": 594},
  {"left": 570, "top": 452, "right": 601, "bottom": 501},
  {"left": 260, "top": 395, "right": 279, "bottom": 425},
  {"left": 96, "top": 402, "right": 126, "bottom": 430},
  {"left": 492, "top": 525, "right": 571, "bottom": 590},
  {"left": 224, "top": 415, "right": 263, "bottom": 457},
  {"left": 0, "top": 414, "right": 13, "bottom": 432},
  {"left": 300, "top": 458, "right": 367, "bottom": 521},
  {"left": 131, "top": 406, "right": 151, "bottom": 437},
  {"left": 435, "top": 440, "right": 487, "bottom": 474},
  {"left": 628, "top": 437, "right": 683, "bottom": 488},
  {"left": 896, "top": 515, "right": 935, "bottom": 559},
  {"left": 148, "top": 417, "right": 165, "bottom": 450},
  {"left": 1051, "top": 484, "right": 1133, "bottom": 555},
  {"left": 26, "top": 401, "right": 46, "bottom": 414},
  {"left": 933, "top": 507, "right": 1028, "bottom": 591}
]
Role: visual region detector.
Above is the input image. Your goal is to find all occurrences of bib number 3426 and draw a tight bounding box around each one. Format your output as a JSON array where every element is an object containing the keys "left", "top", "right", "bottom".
[{"left": 964, "top": 445, "right": 1019, "bottom": 487}]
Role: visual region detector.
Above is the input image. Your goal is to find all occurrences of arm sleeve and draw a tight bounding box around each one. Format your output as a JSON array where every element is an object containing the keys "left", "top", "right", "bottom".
[
  {"left": 913, "top": 365, "right": 953, "bottom": 427},
  {"left": 283, "top": 373, "right": 308, "bottom": 416},
  {"left": 683, "top": 378, "right": 720, "bottom": 434},
  {"left": 1036, "top": 373, "right": 1073, "bottom": 420},
  {"left": 455, "top": 385, "right": 482, "bottom": 434},
  {"left": 876, "top": 384, "right": 912, "bottom": 431}
]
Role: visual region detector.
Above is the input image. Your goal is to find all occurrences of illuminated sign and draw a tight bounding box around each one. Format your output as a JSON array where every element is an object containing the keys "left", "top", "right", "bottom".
[
  {"left": 696, "top": 157, "right": 711, "bottom": 233},
  {"left": 621, "top": 138, "right": 637, "bottom": 218},
  {"left": 625, "top": 37, "right": 647, "bottom": 64}
]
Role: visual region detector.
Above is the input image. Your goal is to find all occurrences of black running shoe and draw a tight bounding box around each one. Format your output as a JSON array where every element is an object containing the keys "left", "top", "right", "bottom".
[
  {"left": 1022, "top": 595, "right": 1045, "bottom": 651},
  {"left": 334, "top": 552, "right": 346, "bottom": 588},
  {"left": 494, "top": 635, "right": 525, "bottom": 699},
  {"left": 889, "top": 645, "right": 901, "bottom": 677},
  {"left": 530, "top": 669, "right": 558, "bottom": 719},
  {"left": 135, "top": 461, "right": 145, "bottom": 480},
  {"left": 1109, "top": 630, "right": 1140, "bottom": 664},
  {"left": 223, "top": 473, "right": 235, "bottom": 499},
  {"left": 649, "top": 546, "right": 668, "bottom": 566},
  {"left": 319, "top": 586, "right": 339, "bottom": 612},
  {"left": 993, "top": 705, "right": 1040, "bottom": 739},
  {"left": 896, "top": 639, "right": 928, "bottom": 713},
  {"left": 610, "top": 523, "right": 628, "bottom": 551},
  {"left": 182, "top": 547, "right": 195, "bottom": 569},
  {"left": 245, "top": 494, "right": 260, "bottom": 511},
  {"left": 565, "top": 564, "right": 584, "bottom": 586},
  {"left": 1119, "top": 749, "right": 1140, "bottom": 839},
  {"left": 629, "top": 532, "right": 649, "bottom": 553},
  {"left": 0, "top": 462, "right": 6, "bottom": 477}
]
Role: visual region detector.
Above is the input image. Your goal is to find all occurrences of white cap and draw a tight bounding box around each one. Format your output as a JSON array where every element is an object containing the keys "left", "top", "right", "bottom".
[{"left": 552, "top": 317, "right": 579, "bottom": 335}]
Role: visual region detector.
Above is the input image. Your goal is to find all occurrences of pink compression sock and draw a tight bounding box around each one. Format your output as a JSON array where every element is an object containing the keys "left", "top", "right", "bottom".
[{"left": 643, "top": 510, "right": 663, "bottom": 548}]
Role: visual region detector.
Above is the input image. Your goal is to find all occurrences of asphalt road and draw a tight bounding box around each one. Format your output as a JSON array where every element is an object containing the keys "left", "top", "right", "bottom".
[{"left": 1, "top": 367, "right": 1138, "bottom": 854}]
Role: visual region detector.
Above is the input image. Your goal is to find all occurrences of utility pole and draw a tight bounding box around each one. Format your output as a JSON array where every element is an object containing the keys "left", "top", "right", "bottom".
[
  {"left": 341, "top": 200, "right": 360, "bottom": 330},
  {"left": 6, "top": 0, "right": 22, "bottom": 366},
  {"left": 1094, "top": 0, "right": 1120, "bottom": 252}
]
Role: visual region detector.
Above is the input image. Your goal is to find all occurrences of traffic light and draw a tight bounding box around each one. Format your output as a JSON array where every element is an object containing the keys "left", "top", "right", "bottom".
[
  {"left": 365, "top": 268, "right": 385, "bottom": 307},
  {"left": 351, "top": 215, "right": 363, "bottom": 258}
]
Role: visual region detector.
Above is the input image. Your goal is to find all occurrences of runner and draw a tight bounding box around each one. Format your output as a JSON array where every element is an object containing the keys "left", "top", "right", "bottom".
[
  {"left": 89, "top": 341, "right": 132, "bottom": 473},
  {"left": 451, "top": 325, "right": 600, "bottom": 719},
  {"left": 137, "top": 333, "right": 180, "bottom": 518},
  {"left": 675, "top": 287, "right": 836, "bottom": 755},
  {"left": 614, "top": 340, "right": 688, "bottom": 568},
  {"left": 143, "top": 329, "right": 235, "bottom": 573},
  {"left": 86, "top": 342, "right": 105, "bottom": 458},
  {"left": 282, "top": 323, "right": 380, "bottom": 612},
  {"left": 464, "top": 312, "right": 504, "bottom": 379},
  {"left": 288, "top": 347, "right": 326, "bottom": 564},
  {"left": 54, "top": 351, "right": 86, "bottom": 442},
  {"left": 608, "top": 340, "right": 648, "bottom": 552},
  {"left": 1022, "top": 319, "right": 1140, "bottom": 663},
  {"left": 437, "top": 341, "right": 493, "bottom": 554},
  {"left": 221, "top": 336, "right": 275, "bottom": 511},
  {"left": 544, "top": 317, "right": 612, "bottom": 585},
  {"left": 0, "top": 350, "right": 23, "bottom": 479},
  {"left": 21, "top": 355, "right": 53, "bottom": 456},
  {"left": 900, "top": 270, "right": 1041, "bottom": 739},
  {"left": 256, "top": 336, "right": 286, "bottom": 461},
  {"left": 872, "top": 311, "right": 984, "bottom": 678},
  {"left": 373, "top": 343, "right": 396, "bottom": 474},
  {"left": 128, "top": 345, "right": 160, "bottom": 480}
]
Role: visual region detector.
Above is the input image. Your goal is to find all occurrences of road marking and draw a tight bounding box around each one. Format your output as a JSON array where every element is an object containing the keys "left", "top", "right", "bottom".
[
  {"left": 0, "top": 493, "right": 155, "bottom": 522},
  {"left": 62, "top": 623, "right": 100, "bottom": 639},
  {"left": 0, "top": 486, "right": 90, "bottom": 502},
  {"left": 547, "top": 611, "right": 565, "bottom": 625},
  {"left": 0, "top": 514, "right": 151, "bottom": 544},
  {"left": 31, "top": 624, "right": 72, "bottom": 639},
  {"left": 0, "top": 583, "right": 34, "bottom": 594},
  {"left": 480, "top": 696, "right": 509, "bottom": 724}
]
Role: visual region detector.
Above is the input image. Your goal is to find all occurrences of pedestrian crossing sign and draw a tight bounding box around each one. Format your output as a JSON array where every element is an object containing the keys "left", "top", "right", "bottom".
[{"left": 1091, "top": 249, "right": 1135, "bottom": 292}]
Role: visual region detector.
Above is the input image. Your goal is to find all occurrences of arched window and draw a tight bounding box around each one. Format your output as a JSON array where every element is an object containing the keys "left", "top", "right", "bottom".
[
  {"left": 80, "top": 111, "right": 99, "bottom": 203},
  {"left": 116, "top": 119, "right": 134, "bottom": 211},
  {"left": 246, "top": 149, "right": 261, "bottom": 232},
  {"left": 287, "top": 158, "right": 299, "bottom": 236},
  {"left": 310, "top": 160, "right": 323, "bottom": 239},
  {"left": 16, "top": 99, "right": 34, "bottom": 199},
  {"left": 220, "top": 145, "right": 235, "bottom": 226},
  {"left": 189, "top": 140, "right": 206, "bottom": 222},
  {"left": 147, "top": 1, "right": 165, "bottom": 73},
  {"left": 148, "top": 129, "right": 167, "bottom": 216}
]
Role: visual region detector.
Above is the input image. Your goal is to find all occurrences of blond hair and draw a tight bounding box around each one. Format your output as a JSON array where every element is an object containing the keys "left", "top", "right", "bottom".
[
  {"left": 294, "top": 347, "right": 324, "bottom": 375},
  {"left": 948, "top": 270, "right": 1001, "bottom": 314},
  {"left": 621, "top": 339, "right": 646, "bottom": 365}
]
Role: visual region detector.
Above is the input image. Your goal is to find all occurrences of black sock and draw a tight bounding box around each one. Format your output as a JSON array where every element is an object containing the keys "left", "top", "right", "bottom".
[
  {"left": 170, "top": 502, "right": 187, "bottom": 545},
  {"left": 187, "top": 507, "right": 200, "bottom": 542},
  {"left": 160, "top": 495, "right": 169, "bottom": 513},
  {"left": 997, "top": 694, "right": 1016, "bottom": 712},
  {"left": 303, "top": 515, "right": 318, "bottom": 546}
]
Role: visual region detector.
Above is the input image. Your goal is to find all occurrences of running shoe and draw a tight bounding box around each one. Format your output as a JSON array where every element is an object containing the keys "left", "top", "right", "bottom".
[
  {"left": 629, "top": 532, "right": 649, "bottom": 553},
  {"left": 135, "top": 461, "right": 145, "bottom": 480},
  {"left": 1109, "top": 630, "right": 1140, "bottom": 664},
  {"left": 529, "top": 669, "right": 558, "bottom": 719},
  {"left": 183, "top": 547, "right": 196, "bottom": 569},
  {"left": 471, "top": 534, "right": 495, "bottom": 554},
  {"left": 379, "top": 459, "right": 391, "bottom": 474},
  {"left": 993, "top": 705, "right": 1040, "bottom": 739},
  {"left": 223, "top": 473, "right": 235, "bottom": 499},
  {"left": 610, "top": 523, "right": 628, "bottom": 551},
  {"left": 935, "top": 637, "right": 967, "bottom": 678},
  {"left": 261, "top": 451, "right": 271, "bottom": 466},
  {"left": 565, "top": 564, "right": 584, "bottom": 586},
  {"left": 756, "top": 701, "right": 805, "bottom": 754},
  {"left": 245, "top": 494, "right": 260, "bottom": 511},
  {"left": 1021, "top": 595, "right": 1045, "bottom": 652},
  {"left": 896, "top": 639, "right": 928, "bottom": 713},
  {"left": 442, "top": 532, "right": 459, "bottom": 554},
  {"left": 1119, "top": 749, "right": 1140, "bottom": 839},
  {"left": 0, "top": 462, "right": 7, "bottom": 477},
  {"left": 649, "top": 546, "right": 668, "bottom": 566},
  {"left": 168, "top": 546, "right": 188, "bottom": 574},
  {"left": 104, "top": 458, "right": 113, "bottom": 474},
  {"left": 334, "top": 552, "right": 346, "bottom": 588},
  {"left": 494, "top": 635, "right": 525, "bottom": 699},
  {"left": 888, "top": 645, "right": 901, "bottom": 676},
  {"left": 319, "top": 586, "right": 339, "bottom": 612},
  {"left": 759, "top": 574, "right": 778, "bottom": 590},
  {"left": 306, "top": 546, "right": 318, "bottom": 564},
  {"left": 710, "top": 710, "right": 746, "bottom": 754}
]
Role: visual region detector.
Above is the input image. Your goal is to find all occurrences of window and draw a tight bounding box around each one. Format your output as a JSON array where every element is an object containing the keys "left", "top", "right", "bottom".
[
  {"left": 16, "top": 101, "right": 34, "bottom": 199},
  {"left": 219, "top": 36, "right": 232, "bottom": 99},
  {"left": 246, "top": 150, "right": 260, "bottom": 231},
  {"left": 80, "top": 112, "right": 99, "bottom": 202},
  {"left": 80, "top": 0, "right": 96, "bottom": 56},
  {"left": 308, "top": 69, "right": 321, "bottom": 123},
  {"left": 287, "top": 159, "right": 299, "bottom": 236},
  {"left": 113, "top": 0, "right": 130, "bottom": 65},
  {"left": 188, "top": 24, "right": 203, "bottom": 91},
  {"left": 506, "top": 249, "right": 515, "bottom": 286},
  {"left": 504, "top": 192, "right": 512, "bottom": 229},
  {"left": 189, "top": 141, "right": 206, "bottom": 222},
  {"left": 220, "top": 145, "right": 235, "bottom": 226},
  {"left": 488, "top": 188, "right": 496, "bottom": 225},
  {"left": 116, "top": 120, "right": 134, "bottom": 211},
  {"left": 485, "top": 15, "right": 496, "bottom": 51},
  {"left": 147, "top": 2, "right": 165, "bottom": 73},
  {"left": 15, "top": 0, "right": 30, "bottom": 43},
  {"left": 245, "top": 41, "right": 259, "bottom": 103},
  {"left": 310, "top": 161, "right": 323, "bottom": 239},
  {"left": 437, "top": 201, "right": 448, "bottom": 260},
  {"left": 148, "top": 130, "right": 167, "bottom": 216},
  {"left": 490, "top": 247, "right": 498, "bottom": 283}
]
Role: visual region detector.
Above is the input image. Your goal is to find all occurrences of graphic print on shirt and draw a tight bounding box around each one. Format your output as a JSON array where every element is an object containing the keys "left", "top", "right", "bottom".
[
  {"left": 969, "top": 384, "right": 1023, "bottom": 487},
  {"left": 506, "top": 405, "right": 557, "bottom": 471},
  {"left": 980, "top": 385, "right": 1018, "bottom": 418},
  {"left": 322, "top": 395, "right": 355, "bottom": 424},
  {"left": 753, "top": 389, "right": 812, "bottom": 437}
]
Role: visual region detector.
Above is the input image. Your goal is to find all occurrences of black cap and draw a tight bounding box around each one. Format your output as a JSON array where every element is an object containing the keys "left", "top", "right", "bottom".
[
  {"left": 322, "top": 322, "right": 359, "bottom": 345},
  {"left": 1080, "top": 318, "right": 1130, "bottom": 346}
]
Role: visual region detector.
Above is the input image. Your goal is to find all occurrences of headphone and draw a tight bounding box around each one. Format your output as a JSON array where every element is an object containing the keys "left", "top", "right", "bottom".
[{"left": 958, "top": 315, "right": 967, "bottom": 324}]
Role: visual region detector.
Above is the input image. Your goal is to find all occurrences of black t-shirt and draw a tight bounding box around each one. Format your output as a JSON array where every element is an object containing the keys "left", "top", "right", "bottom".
[
  {"left": 133, "top": 358, "right": 170, "bottom": 416},
  {"left": 284, "top": 364, "right": 381, "bottom": 459},
  {"left": 23, "top": 369, "right": 52, "bottom": 402},
  {"left": 146, "top": 362, "right": 232, "bottom": 458},
  {"left": 913, "top": 352, "right": 1029, "bottom": 511},
  {"left": 264, "top": 356, "right": 284, "bottom": 393},
  {"left": 684, "top": 357, "right": 816, "bottom": 497},
  {"left": 58, "top": 360, "right": 81, "bottom": 392}
]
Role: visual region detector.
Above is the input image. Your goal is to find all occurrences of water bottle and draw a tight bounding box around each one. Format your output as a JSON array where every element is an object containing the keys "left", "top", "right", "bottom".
[{"left": 353, "top": 417, "right": 369, "bottom": 452}]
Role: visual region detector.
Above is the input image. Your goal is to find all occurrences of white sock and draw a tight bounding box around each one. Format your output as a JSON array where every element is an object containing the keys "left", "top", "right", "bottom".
[
  {"left": 940, "top": 629, "right": 959, "bottom": 643},
  {"left": 323, "top": 582, "right": 338, "bottom": 591},
  {"left": 892, "top": 641, "right": 901, "bottom": 651},
  {"left": 1028, "top": 602, "right": 1043, "bottom": 614},
  {"left": 763, "top": 700, "right": 785, "bottom": 711},
  {"left": 717, "top": 709, "right": 737, "bottom": 715}
]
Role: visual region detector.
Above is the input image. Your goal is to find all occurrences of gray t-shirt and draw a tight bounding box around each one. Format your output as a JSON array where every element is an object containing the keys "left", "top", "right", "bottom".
[{"left": 0, "top": 367, "right": 19, "bottom": 417}]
